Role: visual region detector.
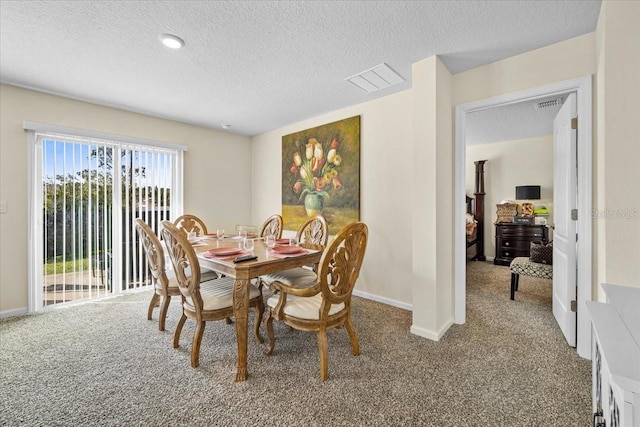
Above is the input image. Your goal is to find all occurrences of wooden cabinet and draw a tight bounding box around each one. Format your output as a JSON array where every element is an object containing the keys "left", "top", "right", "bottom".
[
  {"left": 586, "top": 284, "right": 640, "bottom": 427},
  {"left": 494, "top": 223, "right": 548, "bottom": 266}
]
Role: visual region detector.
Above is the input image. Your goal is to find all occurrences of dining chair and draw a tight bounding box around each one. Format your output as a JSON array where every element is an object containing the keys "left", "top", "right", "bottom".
[
  {"left": 260, "top": 215, "right": 328, "bottom": 289},
  {"left": 135, "top": 219, "right": 219, "bottom": 331},
  {"left": 265, "top": 221, "right": 368, "bottom": 381},
  {"left": 173, "top": 213, "right": 219, "bottom": 278},
  {"left": 258, "top": 214, "right": 283, "bottom": 239},
  {"left": 160, "top": 220, "right": 265, "bottom": 368},
  {"left": 173, "top": 214, "right": 208, "bottom": 236}
]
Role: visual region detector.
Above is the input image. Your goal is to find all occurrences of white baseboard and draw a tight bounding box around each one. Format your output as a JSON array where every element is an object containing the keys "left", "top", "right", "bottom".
[
  {"left": 410, "top": 317, "right": 454, "bottom": 341},
  {"left": 352, "top": 289, "right": 412, "bottom": 311},
  {"left": 0, "top": 307, "right": 28, "bottom": 319},
  {"left": 352, "top": 290, "right": 457, "bottom": 342}
]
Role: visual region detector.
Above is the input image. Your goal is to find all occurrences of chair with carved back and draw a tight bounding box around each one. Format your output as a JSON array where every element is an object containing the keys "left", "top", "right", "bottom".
[
  {"left": 173, "top": 214, "right": 208, "bottom": 236},
  {"left": 260, "top": 215, "right": 329, "bottom": 290},
  {"left": 135, "top": 219, "right": 219, "bottom": 332},
  {"left": 259, "top": 214, "right": 283, "bottom": 239},
  {"left": 160, "top": 220, "right": 265, "bottom": 368},
  {"left": 265, "top": 221, "right": 368, "bottom": 381},
  {"left": 173, "top": 213, "right": 220, "bottom": 279}
]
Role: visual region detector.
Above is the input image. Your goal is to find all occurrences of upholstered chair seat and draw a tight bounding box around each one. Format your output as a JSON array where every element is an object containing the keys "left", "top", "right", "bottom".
[
  {"left": 265, "top": 221, "right": 368, "bottom": 381},
  {"left": 161, "top": 220, "right": 265, "bottom": 368},
  {"left": 267, "top": 293, "right": 345, "bottom": 320},
  {"left": 509, "top": 257, "right": 553, "bottom": 300},
  {"left": 162, "top": 268, "right": 218, "bottom": 291},
  {"left": 183, "top": 277, "right": 261, "bottom": 312},
  {"left": 261, "top": 267, "right": 317, "bottom": 288},
  {"left": 136, "top": 218, "right": 223, "bottom": 332}
]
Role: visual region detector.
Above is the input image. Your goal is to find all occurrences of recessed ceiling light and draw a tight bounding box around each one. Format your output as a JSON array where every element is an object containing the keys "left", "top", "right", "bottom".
[
  {"left": 221, "top": 124, "right": 231, "bottom": 129},
  {"left": 159, "top": 34, "right": 185, "bottom": 49}
]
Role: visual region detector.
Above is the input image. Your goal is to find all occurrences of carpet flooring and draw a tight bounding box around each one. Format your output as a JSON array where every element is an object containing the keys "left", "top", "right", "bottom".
[{"left": 0, "top": 261, "right": 591, "bottom": 426}]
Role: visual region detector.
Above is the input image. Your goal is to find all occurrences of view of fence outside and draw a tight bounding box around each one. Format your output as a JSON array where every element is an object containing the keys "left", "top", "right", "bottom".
[{"left": 40, "top": 135, "right": 176, "bottom": 306}]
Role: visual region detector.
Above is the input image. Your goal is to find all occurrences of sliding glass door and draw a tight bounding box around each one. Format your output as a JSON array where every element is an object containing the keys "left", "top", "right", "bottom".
[{"left": 30, "top": 130, "right": 181, "bottom": 310}]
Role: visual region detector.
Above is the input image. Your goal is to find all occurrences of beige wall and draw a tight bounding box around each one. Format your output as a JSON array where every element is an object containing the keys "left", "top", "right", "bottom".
[
  {"left": 467, "top": 136, "right": 555, "bottom": 258},
  {"left": 410, "top": 56, "right": 454, "bottom": 338},
  {"left": 452, "top": 33, "right": 596, "bottom": 106},
  {"left": 0, "top": 84, "right": 251, "bottom": 314},
  {"left": 594, "top": 0, "right": 640, "bottom": 299},
  {"left": 250, "top": 32, "right": 600, "bottom": 338},
  {"left": 3, "top": 2, "right": 639, "bottom": 336},
  {"left": 251, "top": 90, "right": 414, "bottom": 309}
]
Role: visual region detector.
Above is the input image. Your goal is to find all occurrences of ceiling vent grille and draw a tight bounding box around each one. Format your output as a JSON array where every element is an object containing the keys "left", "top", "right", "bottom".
[
  {"left": 534, "top": 98, "right": 563, "bottom": 110},
  {"left": 346, "top": 63, "right": 404, "bottom": 94}
]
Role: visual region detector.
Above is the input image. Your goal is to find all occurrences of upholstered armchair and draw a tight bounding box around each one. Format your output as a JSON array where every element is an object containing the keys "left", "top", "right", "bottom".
[
  {"left": 135, "top": 219, "right": 218, "bottom": 331},
  {"left": 160, "top": 220, "right": 265, "bottom": 368},
  {"left": 265, "top": 221, "right": 368, "bottom": 380}
]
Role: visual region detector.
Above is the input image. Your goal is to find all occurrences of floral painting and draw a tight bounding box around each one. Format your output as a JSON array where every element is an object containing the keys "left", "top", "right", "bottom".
[{"left": 282, "top": 116, "right": 360, "bottom": 235}]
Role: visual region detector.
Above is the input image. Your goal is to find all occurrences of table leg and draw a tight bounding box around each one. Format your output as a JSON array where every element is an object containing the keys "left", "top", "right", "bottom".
[{"left": 233, "top": 278, "right": 250, "bottom": 381}]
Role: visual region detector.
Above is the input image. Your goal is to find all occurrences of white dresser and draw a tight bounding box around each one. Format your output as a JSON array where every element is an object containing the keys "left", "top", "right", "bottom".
[{"left": 586, "top": 284, "right": 640, "bottom": 427}]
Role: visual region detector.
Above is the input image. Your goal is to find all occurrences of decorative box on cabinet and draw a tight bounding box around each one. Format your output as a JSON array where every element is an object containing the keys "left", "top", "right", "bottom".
[
  {"left": 494, "top": 223, "right": 548, "bottom": 266},
  {"left": 586, "top": 284, "right": 640, "bottom": 427}
]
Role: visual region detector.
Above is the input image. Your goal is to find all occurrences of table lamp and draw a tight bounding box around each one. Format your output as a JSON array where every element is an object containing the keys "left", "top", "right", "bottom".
[
  {"left": 515, "top": 185, "right": 540, "bottom": 220},
  {"left": 515, "top": 185, "right": 541, "bottom": 201}
]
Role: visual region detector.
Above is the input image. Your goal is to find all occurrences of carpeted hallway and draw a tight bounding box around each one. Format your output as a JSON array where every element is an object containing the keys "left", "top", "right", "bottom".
[{"left": 0, "top": 261, "right": 591, "bottom": 426}]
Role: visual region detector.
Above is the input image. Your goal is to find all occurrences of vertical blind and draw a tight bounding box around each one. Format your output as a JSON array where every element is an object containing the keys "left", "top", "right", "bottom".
[{"left": 27, "top": 123, "right": 184, "bottom": 310}]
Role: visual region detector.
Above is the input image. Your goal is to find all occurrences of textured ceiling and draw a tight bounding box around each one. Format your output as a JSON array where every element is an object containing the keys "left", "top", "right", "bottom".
[
  {"left": 466, "top": 96, "right": 564, "bottom": 145},
  {"left": 0, "top": 1, "right": 602, "bottom": 138}
]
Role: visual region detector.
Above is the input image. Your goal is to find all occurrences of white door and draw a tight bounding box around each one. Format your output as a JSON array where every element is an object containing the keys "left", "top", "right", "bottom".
[{"left": 552, "top": 92, "right": 577, "bottom": 346}]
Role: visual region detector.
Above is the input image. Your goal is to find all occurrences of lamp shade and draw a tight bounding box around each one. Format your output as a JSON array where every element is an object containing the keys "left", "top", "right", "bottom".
[{"left": 515, "top": 185, "right": 540, "bottom": 200}]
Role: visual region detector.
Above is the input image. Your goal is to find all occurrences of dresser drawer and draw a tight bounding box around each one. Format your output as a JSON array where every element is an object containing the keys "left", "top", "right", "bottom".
[
  {"left": 499, "top": 226, "right": 546, "bottom": 239},
  {"left": 494, "top": 223, "right": 549, "bottom": 266},
  {"left": 500, "top": 239, "right": 531, "bottom": 251},
  {"left": 498, "top": 248, "right": 529, "bottom": 259}
]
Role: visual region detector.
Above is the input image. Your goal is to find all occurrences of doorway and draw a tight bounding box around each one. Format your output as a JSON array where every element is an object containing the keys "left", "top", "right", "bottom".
[{"left": 453, "top": 75, "right": 593, "bottom": 359}]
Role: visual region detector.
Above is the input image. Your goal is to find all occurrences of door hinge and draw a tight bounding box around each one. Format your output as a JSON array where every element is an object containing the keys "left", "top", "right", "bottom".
[
  {"left": 571, "top": 300, "right": 577, "bottom": 312},
  {"left": 571, "top": 117, "right": 578, "bottom": 129},
  {"left": 571, "top": 209, "right": 578, "bottom": 220}
]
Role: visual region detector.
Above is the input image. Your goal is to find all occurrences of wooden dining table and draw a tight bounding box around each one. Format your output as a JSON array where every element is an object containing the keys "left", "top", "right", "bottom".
[{"left": 194, "top": 236, "right": 322, "bottom": 381}]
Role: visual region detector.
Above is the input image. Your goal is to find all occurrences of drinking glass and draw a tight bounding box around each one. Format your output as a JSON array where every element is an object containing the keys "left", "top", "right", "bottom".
[
  {"left": 243, "top": 237, "right": 254, "bottom": 252},
  {"left": 265, "top": 234, "right": 276, "bottom": 249},
  {"left": 216, "top": 229, "right": 225, "bottom": 241},
  {"left": 289, "top": 236, "right": 298, "bottom": 246}
]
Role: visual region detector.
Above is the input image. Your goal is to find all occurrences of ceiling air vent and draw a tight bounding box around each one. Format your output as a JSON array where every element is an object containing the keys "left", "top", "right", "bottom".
[
  {"left": 346, "top": 63, "right": 404, "bottom": 94},
  {"left": 534, "top": 97, "right": 563, "bottom": 110}
]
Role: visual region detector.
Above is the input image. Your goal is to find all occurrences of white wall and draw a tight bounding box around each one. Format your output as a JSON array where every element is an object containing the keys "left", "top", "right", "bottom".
[
  {"left": 251, "top": 90, "right": 414, "bottom": 309},
  {"left": 467, "top": 136, "right": 554, "bottom": 258},
  {"left": 0, "top": 84, "right": 251, "bottom": 314}
]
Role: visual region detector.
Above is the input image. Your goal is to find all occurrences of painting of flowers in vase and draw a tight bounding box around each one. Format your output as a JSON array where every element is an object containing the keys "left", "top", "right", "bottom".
[{"left": 282, "top": 115, "right": 360, "bottom": 235}]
